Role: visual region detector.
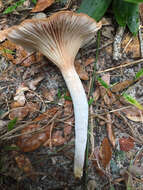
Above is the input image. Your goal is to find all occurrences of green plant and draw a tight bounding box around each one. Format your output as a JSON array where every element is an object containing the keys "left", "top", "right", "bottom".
[
  {"left": 3, "top": 0, "right": 27, "bottom": 14},
  {"left": 77, "top": 0, "right": 143, "bottom": 35}
]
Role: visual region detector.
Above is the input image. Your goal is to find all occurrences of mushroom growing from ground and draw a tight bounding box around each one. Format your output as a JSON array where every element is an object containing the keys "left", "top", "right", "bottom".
[{"left": 5, "top": 11, "right": 102, "bottom": 178}]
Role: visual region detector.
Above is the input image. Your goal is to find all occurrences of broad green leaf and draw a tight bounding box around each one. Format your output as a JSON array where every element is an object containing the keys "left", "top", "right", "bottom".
[
  {"left": 127, "top": 3, "right": 139, "bottom": 35},
  {"left": 7, "top": 118, "right": 17, "bottom": 131},
  {"left": 135, "top": 68, "right": 143, "bottom": 79},
  {"left": 124, "top": 0, "right": 143, "bottom": 3},
  {"left": 77, "top": 0, "right": 111, "bottom": 21},
  {"left": 113, "top": 0, "right": 129, "bottom": 26},
  {"left": 123, "top": 93, "right": 143, "bottom": 110},
  {"left": 4, "top": 145, "right": 19, "bottom": 151},
  {"left": 97, "top": 77, "right": 110, "bottom": 89}
]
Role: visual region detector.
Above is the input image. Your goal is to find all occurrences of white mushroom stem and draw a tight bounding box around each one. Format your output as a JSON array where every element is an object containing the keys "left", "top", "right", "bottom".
[{"left": 61, "top": 65, "right": 88, "bottom": 178}]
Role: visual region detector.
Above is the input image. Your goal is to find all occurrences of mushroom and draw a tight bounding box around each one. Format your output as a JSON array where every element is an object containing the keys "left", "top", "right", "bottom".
[{"left": 5, "top": 11, "right": 102, "bottom": 178}]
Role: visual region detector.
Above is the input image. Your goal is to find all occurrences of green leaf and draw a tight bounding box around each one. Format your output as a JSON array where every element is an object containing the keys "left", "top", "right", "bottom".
[
  {"left": 77, "top": 0, "right": 111, "bottom": 21},
  {"left": 0, "top": 48, "right": 15, "bottom": 54},
  {"left": 123, "top": 93, "right": 143, "bottom": 110},
  {"left": 32, "top": 0, "right": 37, "bottom": 4},
  {"left": 4, "top": 145, "right": 19, "bottom": 151},
  {"left": 7, "top": 118, "right": 17, "bottom": 131},
  {"left": 135, "top": 68, "right": 143, "bottom": 79},
  {"left": 3, "top": 0, "right": 26, "bottom": 14},
  {"left": 124, "top": 0, "right": 143, "bottom": 3},
  {"left": 97, "top": 77, "right": 110, "bottom": 89},
  {"left": 113, "top": 0, "right": 129, "bottom": 26},
  {"left": 88, "top": 98, "right": 94, "bottom": 105},
  {"left": 64, "top": 95, "right": 72, "bottom": 101},
  {"left": 127, "top": 3, "right": 139, "bottom": 35}
]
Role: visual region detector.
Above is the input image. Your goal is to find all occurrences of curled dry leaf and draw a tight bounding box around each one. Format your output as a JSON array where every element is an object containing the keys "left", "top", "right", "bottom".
[
  {"left": 111, "top": 79, "right": 135, "bottom": 93},
  {"left": 9, "top": 105, "right": 29, "bottom": 120},
  {"left": 119, "top": 137, "right": 134, "bottom": 152},
  {"left": 17, "top": 124, "right": 50, "bottom": 152},
  {"left": 122, "top": 107, "right": 143, "bottom": 122},
  {"left": 15, "top": 153, "right": 36, "bottom": 180},
  {"left": 99, "top": 137, "right": 112, "bottom": 169},
  {"left": 75, "top": 60, "right": 89, "bottom": 81},
  {"left": 106, "top": 114, "right": 116, "bottom": 148},
  {"left": 31, "top": 0, "right": 55, "bottom": 12}
]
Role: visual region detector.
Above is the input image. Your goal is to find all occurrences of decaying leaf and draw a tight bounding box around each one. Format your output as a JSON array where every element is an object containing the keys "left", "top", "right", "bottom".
[
  {"left": 41, "top": 86, "right": 57, "bottom": 101},
  {"left": 15, "top": 153, "right": 36, "bottom": 180},
  {"left": 84, "top": 57, "right": 95, "bottom": 66},
  {"left": 0, "top": 40, "right": 41, "bottom": 66},
  {"left": 17, "top": 124, "right": 50, "bottom": 152},
  {"left": 93, "top": 86, "right": 100, "bottom": 103},
  {"left": 31, "top": 0, "right": 55, "bottom": 12},
  {"left": 44, "top": 130, "right": 66, "bottom": 147},
  {"left": 99, "top": 74, "right": 111, "bottom": 105},
  {"left": 11, "top": 84, "right": 29, "bottom": 108},
  {"left": 9, "top": 105, "right": 29, "bottom": 120},
  {"left": 99, "top": 137, "right": 112, "bottom": 169},
  {"left": 119, "top": 137, "right": 134, "bottom": 152},
  {"left": 122, "top": 34, "right": 140, "bottom": 58},
  {"left": 106, "top": 114, "right": 116, "bottom": 148},
  {"left": 122, "top": 106, "right": 143, "bottom": 122},
  {"left": 75, "top": 60, "right": 89, "bottom": 80},
  {"left": 28, "top": 76, "right": 44, "bottom": 90},
  {"left": 111, "top": 79, "right": 135, "bottom": 93}
]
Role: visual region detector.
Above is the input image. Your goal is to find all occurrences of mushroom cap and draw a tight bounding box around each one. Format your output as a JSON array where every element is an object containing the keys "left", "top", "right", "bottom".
[{"left": 6, "top": 11, "right": 101, "bottom": 70}]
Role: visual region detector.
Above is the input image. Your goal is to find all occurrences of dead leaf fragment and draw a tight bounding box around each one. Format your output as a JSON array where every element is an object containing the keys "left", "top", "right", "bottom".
[
  {"left": 122, "top": 107, "right": 143, "bottom": 122},
  {"left": 119, "top": 137, "right": 134, "bottom": 152},
  {"left": 9, "top": 106, "right": 29, "bottom": 120},
  {"left": 15, "top": 153, "right": 36, "bottom": 180},
  {"left": 111, "top": 79, "right": 134, "bottom": 93},
  {"left": 28, "top": 76, "right": 44, "bottom": 90},
  {"left": 17, "top": 124, "right": 50, "bottom": 152},
  {"left": 122, "top": 34, "right": 140, "bottom": 58},
  {"left": 31, "top": 0, "right": 55, "bottom": 12},
  {"left": 84, "top": 57, "right": 95, "bottom": 66},
  {"left": 99, "top": 137, "right": 112, "bottom": 169},
  {"left": 75, "top": 60, "right": 89, "bottom": 80}
]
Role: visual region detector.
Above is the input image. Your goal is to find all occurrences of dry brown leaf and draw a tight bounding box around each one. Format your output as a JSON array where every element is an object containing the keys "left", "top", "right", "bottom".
[
  {"left": 93, "top": 87, "right": 100, "bottom": 103},
  {"left": 99, "top": 137, "right": 112, "bottom": 169},
  {"left": 0, "top": 40, "right": 41, "bottom": 66},
  {"left": 122, "top": 107, "right": 143, "bottom": 122},
  {"left": 34, "top": 107, "right": 59, "bottom": 122},
  {"left": 122, "top": 34, "right": 140, "bottom": 58},
  {"left": 11, "top": 84, "right": 29, "bottom": 108},
  {"left": 0, "top": 28, "right": 8, "bottom": 42},
  {"left": 111, "top": 80, "right": 134, "bottom": 93},
  {"left": 28, "top": 76, "right": 44, "bottom": 90},
  {"left": 100, "top": 74, "right": 111, "bottom": 105},
  {"left": 41, "top": 86, "right": 57, "bottom": 101},
  {"left": 119, "top": 137, "right": 134, "bottom": 152},
  {"left": 44, "top": 130, "right": 66, "bottom": 147},
  {"left": 31, "top": 0, "right": 55, "bottom": 12},
  {"left": 139, "top": 3, "right": 143, "bottom": 24},
  {"left": 17, "top": 124, "right": 50, "bottom": 152},
  {"left": 106, "top": 114, "right": 116, "bottom": 148},
  {"left": 84, "top": 57, "right": 95, "bottom": 66},
  {"left": 64, "top": 125, "right": 72, "bottom": 139},
  {"left": 75, "top": 60, "right": 89, "bottom": 80},
  {"left": 15, "top": 153, "right": 35, "bottom": 180},
  {"left": 63, "top": 99, "right": 73, "bottom": 116},
  {"left": 9, "top": 106, "right": 29, "bottom": 120}
]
